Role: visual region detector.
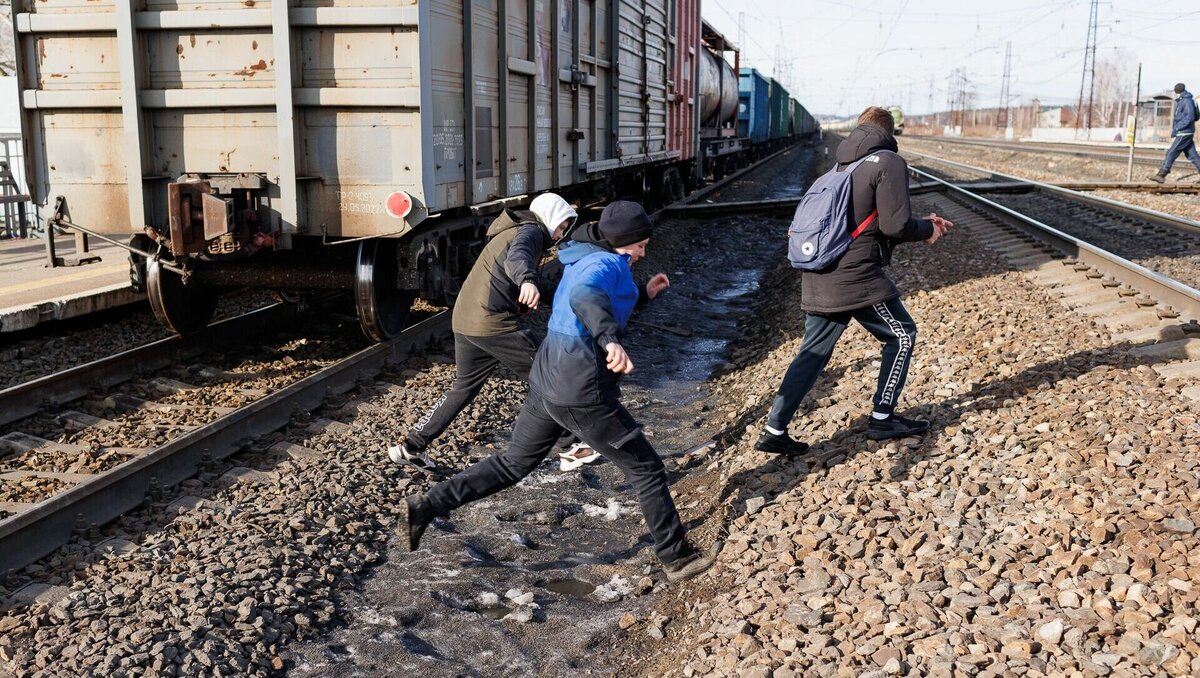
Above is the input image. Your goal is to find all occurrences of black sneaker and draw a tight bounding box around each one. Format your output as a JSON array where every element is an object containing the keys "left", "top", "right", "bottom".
[
  {"left": 754, "top": 430, "right": 809, "bottom": 455},
  {"left": 662, "top": 541, "right": 722, "bottom": 582},
  {"left": 399, "top": 494, "right": 435, "bottom": 552},
  {"left": 867, "top": 414, "right": 931, "bottom": 441},
  {"left": 1148, "top": 172, "right": 1166, "bottom": 184}
]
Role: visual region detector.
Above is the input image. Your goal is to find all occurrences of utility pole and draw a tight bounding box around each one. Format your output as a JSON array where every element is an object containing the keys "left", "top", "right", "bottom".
[
  {"left": 998, "top": 41, "right": 1012, "bottom": 135},
  {"left": 927, "top": 74, "right": 935, "bottom": 115},
  {"left": 1126, "top": 63, "right": 1142, "bottom": 182},
  {"left": 774, "top": 26, "right": 793, "bottom": 92},
  {"left": 1075, "top": 0, "right": 1099, "bottom": 137},
  {"left": 738, "top": 12, "right": 746, "bottom": 64}
]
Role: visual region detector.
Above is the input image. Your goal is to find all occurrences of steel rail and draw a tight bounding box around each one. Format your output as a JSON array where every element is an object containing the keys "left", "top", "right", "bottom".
[
  {"left": 910, "top": 165, "right": 1200, "bottom": 324},
  {"left": 663, "top": 198, "right": 798, "bottom": 219},
  {"left": 0, "top": 303, "right": 299, "bottom": 428},
  {"left": 1053, "top": 181, "right": 1200, "bottom": 194},
  {"left": 0, "top": 311, "right": 450, "bottom": 573},
  {"left": 908, "top": 151, "right": 1200, "bottom": 237},
  {"left": 905, "top": 135, "right": 1164, "bottom": 167}
]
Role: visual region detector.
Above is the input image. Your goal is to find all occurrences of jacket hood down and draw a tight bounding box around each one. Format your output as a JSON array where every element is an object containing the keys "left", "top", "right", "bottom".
[
  {"left": 529, "top": 193, "right": 577, "bottom": 238},
  {"left": 485, "top": 208, "right": 539, "bottom": 237},
  {"left": 453, "top": 209, "right": 552, "bottom": 336},
  {"left": 1173, "top": 91, "right": 1196, "bottom": 137}
]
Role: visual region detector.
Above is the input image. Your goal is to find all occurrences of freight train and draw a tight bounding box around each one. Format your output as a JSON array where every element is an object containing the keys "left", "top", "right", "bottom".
[{"left": 13, "top": 1, "right": 818, "bottom": 341}]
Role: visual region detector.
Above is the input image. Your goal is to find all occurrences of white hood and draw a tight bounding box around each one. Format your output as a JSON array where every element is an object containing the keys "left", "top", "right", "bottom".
[{"left": 529, "top": 193, "right": 577, "bottom": 239}]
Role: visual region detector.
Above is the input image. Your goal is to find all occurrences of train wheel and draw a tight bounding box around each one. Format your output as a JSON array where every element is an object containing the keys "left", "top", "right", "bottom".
[
  {"left": 146, "top": 260, "right": 218, "bottom": 335},
  {"left": 664, "top": 168, "right": 685, "bottom": 204},
  {"left": 355, "top": 239, "right": 414, "bottom": 342}
]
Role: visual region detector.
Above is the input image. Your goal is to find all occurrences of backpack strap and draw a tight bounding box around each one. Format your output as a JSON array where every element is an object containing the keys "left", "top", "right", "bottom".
[
  {"left": 850, "top": 210, "right": 878, "bottom": 239},
  {"left": 841, "top": 150, "right": 893, "bottom": 240}
]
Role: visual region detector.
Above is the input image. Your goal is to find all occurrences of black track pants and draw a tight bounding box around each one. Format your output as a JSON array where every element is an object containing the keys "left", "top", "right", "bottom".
[
  {"left": 767, "top": 297, "right": 917, "bottom": 430},
  {"left": 406, "top": 331, "right": 537, "bottom": 451},
  {"left": 425, "top": 391, "right": 690, "bottom": 564}
]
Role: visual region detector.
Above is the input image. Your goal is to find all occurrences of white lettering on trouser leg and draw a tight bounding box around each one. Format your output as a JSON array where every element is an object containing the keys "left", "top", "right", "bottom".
[
  {"left": 872, "top": 303, "right": 913, "bottom": 407},
  {"left": 413, "top": 393, "right": 449, "bottom": 435}
]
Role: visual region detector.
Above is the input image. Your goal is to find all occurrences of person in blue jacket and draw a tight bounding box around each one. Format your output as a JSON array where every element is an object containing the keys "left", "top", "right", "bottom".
[
  {"left": 397, "top": 201, "right": 718, "bottom": 582},
  {"left": 1151, "top": 83, "right": 1200, "bottom": 183}
]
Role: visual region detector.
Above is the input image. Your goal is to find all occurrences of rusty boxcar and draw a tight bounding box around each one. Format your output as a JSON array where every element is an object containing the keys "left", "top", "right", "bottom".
[{"left": 13, "top": 0, "right": 808, "bottom": 340}]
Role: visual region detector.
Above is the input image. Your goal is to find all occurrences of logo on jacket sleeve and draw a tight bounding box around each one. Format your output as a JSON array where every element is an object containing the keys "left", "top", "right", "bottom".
[{"left": 865, "top": 155, "right": 881, "bottom": 163}]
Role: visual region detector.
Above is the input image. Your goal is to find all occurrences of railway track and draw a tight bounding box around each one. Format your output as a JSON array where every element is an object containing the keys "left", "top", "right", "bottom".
[
  {"left": 0, "top": 143, "right": 815, "bottom": 576},
  {"left": 907, "top": 134, "right": 1165, "bottom": 167},
  {"left": 908, "top": 152, "right": 1200, "bottom": 235},
  {"left": 909, "top": 165, "right": 1200, "bottom": 330},
  {"left": 906, "top": 149, "right": 1200, "bottom": 195},
  {"left": 0, "top": 307, "right": 445, "bottom": 571}
]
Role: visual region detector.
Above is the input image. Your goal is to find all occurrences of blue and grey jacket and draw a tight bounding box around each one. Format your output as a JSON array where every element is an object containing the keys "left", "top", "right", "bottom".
[
  {"left": 529, "top": 228, "right": 646, "bottom": 406},
  {"left": 1173, "top": 90, "right": 1196, "bottom": 137}
]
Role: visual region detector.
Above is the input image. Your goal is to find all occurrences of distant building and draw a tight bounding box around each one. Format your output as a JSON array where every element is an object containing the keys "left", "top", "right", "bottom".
[
  {"left": 1037, "top": 107, "right": 1074, "bottom": 128},
  {"left": 1138, "top": 91, "right": 1176, "bottom": 144}
]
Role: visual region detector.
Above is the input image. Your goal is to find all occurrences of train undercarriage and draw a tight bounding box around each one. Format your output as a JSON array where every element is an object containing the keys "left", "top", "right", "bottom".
[{"left": 114, "top": 152, "right": 775, "bottom": 342}]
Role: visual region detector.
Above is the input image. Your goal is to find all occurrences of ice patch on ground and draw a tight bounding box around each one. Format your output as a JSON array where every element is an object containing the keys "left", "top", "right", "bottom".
[
  {"left": 521, "top": 468, "right": 578, "bottom": 485},
  {"left": 591, "top": 575, "right": 635, "bottom": 602},
  {"left": 582, "top": 498, "right": 630, "bottom": 521},
  {"left": 354, "top": 607, "right": 397, "bottom": 626}
]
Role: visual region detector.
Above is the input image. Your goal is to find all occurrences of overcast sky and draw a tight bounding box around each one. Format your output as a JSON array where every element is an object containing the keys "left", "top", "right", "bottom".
[{"left": 701, "top": 0, "right": 1199, "bottom": 117}]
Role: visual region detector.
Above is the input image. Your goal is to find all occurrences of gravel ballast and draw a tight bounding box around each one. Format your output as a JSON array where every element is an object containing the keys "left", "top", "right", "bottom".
[{"left": 614, "top": 192, "right": 1200, "bottom": 677}]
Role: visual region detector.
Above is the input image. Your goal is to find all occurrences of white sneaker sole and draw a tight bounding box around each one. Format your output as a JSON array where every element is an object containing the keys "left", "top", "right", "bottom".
[
  {"left": 558, "top": 450, "right": 600, "bottom": 472},
  {"left": 388, "top": 445, "right": 434, "bottom": 470}
]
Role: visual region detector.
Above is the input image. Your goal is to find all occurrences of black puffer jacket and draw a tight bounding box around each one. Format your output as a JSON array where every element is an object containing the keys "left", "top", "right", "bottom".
[{"left": 800, "top": 124, "right": 934, "bottom": 313}]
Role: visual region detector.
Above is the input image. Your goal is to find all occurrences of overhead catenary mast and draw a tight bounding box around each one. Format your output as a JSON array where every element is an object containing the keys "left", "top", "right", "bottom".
[
  {"left": 1074, "top": 0, "right": 1100, "bottom": 137},
  {"left": 997, "top": 41, "right": 1012, "bottom": 134}
]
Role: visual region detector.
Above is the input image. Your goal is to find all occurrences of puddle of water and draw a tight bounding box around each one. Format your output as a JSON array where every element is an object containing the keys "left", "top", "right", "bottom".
[
  {"left": 764, "top": 179, "right": 809, "bottom": 201},
  {"left": 478, "top": 605, "right": 512, "bottom": 620},
  {"left": 542, "top": 578, "right": 596, "bottom": 599},
  {"left": 709, "top": 278, "right": 760, "bottom": 302}
]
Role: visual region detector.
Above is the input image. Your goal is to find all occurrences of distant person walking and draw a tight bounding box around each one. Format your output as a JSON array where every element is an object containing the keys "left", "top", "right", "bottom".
[
  {"left": 1150, "top": 83, "right": 1200, "bottom": 183},
  {"left": 387, "top": 192, "right": 598, "bottom": 471},
  {"left": 399, "top": 201, "right": 717, "bottom": 582},
  {"left": 756, "top": 106, "right": 954, "bottom": 455}
]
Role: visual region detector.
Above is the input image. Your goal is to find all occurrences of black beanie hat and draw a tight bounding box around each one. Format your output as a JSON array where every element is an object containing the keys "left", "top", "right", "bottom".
[
  {"left": 599, "top": 200, "right": 653, "bottom": 248},
  {"left": 1175, "top": 83, "right": 1186, "bottom": 94}
]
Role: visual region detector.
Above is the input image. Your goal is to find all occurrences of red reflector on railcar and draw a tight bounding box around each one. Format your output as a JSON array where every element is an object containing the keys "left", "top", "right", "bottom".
[{"left": 385, "top": 191, "right": 413, "bottom": 219}]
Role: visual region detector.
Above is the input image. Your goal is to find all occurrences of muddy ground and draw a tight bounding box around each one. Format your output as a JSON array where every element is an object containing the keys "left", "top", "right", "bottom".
[{"left": 281, "top": 146, "right": 822, "bottom": 675}]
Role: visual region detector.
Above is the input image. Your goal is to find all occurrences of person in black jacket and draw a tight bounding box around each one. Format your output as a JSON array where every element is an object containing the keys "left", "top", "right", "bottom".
[
  {"left": 387, "top": 192, "right": 584, "bottom": 470},
  {"left": 398, "top": 202, "right": 718, "bottom": 582},
  {"left": 756, "top": 106, "right": 954, "bottom": 454}
]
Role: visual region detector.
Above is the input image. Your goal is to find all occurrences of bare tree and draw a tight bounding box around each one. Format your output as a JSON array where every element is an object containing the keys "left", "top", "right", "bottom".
[
  {"left": 0, "top": 1, "right": 13, "bottom": 77},
  {"left": 1093, "top": 49, "right": 1134, "bottom": 128}
]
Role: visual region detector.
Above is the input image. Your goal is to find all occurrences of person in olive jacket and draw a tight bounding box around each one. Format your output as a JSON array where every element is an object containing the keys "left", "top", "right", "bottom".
[
  {"left": 399, "top": 201, "right": 718, "bottom": 582},
  {"left": 756, "top": 106, "right": 955, "bottom": 455},
  {"left": 387, "top": 192, "right": 579, "bottom": 470}
]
